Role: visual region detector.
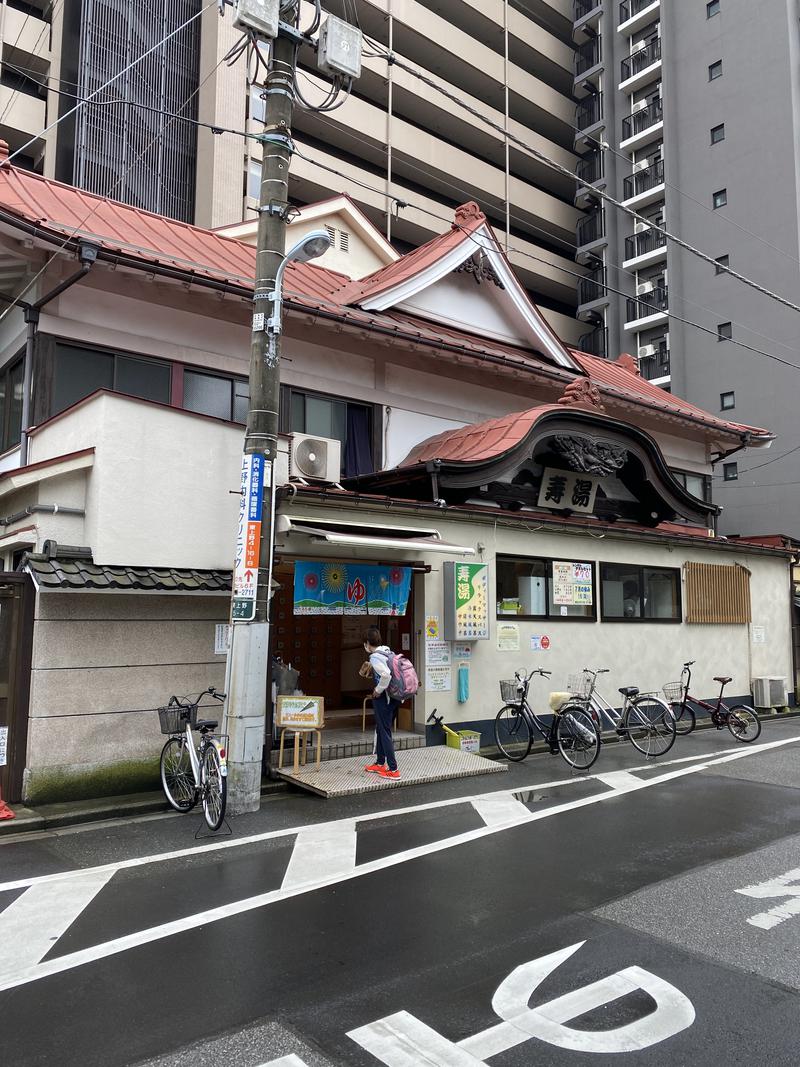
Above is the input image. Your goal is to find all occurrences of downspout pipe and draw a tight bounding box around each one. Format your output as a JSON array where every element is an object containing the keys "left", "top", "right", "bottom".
[{"left": 18, "top": 242, "right": 99, "bottom": 466}]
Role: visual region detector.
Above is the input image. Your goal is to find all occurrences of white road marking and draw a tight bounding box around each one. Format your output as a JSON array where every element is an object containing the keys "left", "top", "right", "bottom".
[
  {"left": 595, "top": 770, "right": 646, "bottom": 791},
  {"left": 1, "top": 734, "right": 788, "bottom": 894},
  {"left": 0, "top": 868, "right": 114, "bottom": 981},
  {"left": 735, "top": 866, "right": 800, "bottom": 929},
  {"left": 281, "top": 820, "right": 356, "bottom": 890},
  {"left": 350, "top": 940, "right": 694, "bottom": 1062},
  {"left": 470, "top": 794, "right": 530, "bottom": 827},
  {"left": 258, "top": 1057, "right": 310, "bottom": 1067},
  {"left": 0, "top": 734, "right": 796, "bottom": 994}
]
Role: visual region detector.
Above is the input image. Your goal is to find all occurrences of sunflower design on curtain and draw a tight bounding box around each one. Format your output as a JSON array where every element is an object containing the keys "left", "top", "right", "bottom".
[{"left": 294, "top": 562, "right": 412, "bottom": 615}]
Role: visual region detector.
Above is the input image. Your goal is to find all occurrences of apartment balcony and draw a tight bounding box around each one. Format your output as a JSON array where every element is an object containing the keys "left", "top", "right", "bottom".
[
  {"left": 619, "top": 37, "right": 662, "bottom": 94},
  {"left": 0, "top": 85, "right": 46, "bottom": 145},
  {"left": 575, "top": 150, "right": 605, "bottom": 208},
  {"left": 624, "top": 286, "right": 669, "bottom": 331},
  {"left": 637, "top": 338, "right": 670, "bottom": 383},
  {"left": 621, "top": 157, "right": 665, "bottom": 209},
  {"left": 623, "top": 226, "right": 667, "bottom": 269},
  {"left": 575, "top": 209, "right": 607, "bottom": 263},
  {"left": 574, "top": 36, "right": 603, "bottom": 97},
  {"left": 577, "top": 325, "right": 608, "bottom": 359},
  {"left": 575, "top": 92, "right": 604, "bottom": 149},
  {"left": 619, "top": 0, "right": 661, "bottom": 37},
  {"left": 574, "top": 0, "right": 603, "bottom": 38},
  {"left": 577, "top": 265, "right": 609, "bottom": 321},
  {"left": 620, "top": 98, "right": 663, "bottom": 152}
]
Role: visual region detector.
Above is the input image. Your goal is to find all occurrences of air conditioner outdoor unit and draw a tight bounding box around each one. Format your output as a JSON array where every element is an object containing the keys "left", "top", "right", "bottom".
[
  {"left": 637, "top": 281, "right": 654, "bottom": 295},
  {"left": 638, "top": 343, "right": 657, "bottom": 358},
  {"left": 631, "top": 100, "right": 647, "bottom": 114},
  {"left": 752, "top": 677, "right": 787, "bottom": 709},
  {"left": 289, "top": 434, "right": 342, "bottom": 483},
  {"left": 632, "top": 159, "right": 649, "bottom": 173},
  {"left": 634, "top": 221, "right": 649, "bottom": 233}
]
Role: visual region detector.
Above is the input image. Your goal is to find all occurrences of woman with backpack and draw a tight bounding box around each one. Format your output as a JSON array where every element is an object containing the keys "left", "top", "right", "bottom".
[{"left": 363, "top": 626, "right": 401, "bottom": 780}]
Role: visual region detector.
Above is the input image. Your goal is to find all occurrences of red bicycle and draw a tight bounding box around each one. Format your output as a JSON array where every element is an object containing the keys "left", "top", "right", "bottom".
[{"left": 663, "top": 661, "right": 761, "bottom": 742}]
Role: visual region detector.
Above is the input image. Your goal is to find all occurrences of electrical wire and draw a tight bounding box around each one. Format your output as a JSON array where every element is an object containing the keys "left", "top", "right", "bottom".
[{"left": 361, "top": 33, "right": 800, "bottom": 320}]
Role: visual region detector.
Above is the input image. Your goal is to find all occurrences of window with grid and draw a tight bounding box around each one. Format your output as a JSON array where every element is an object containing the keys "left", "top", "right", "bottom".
[
  {"left": 51, "top": 342, "right": 171, "bottom": 417},
  {"left": 708, "top": 60, "right": 723, "bottom": 80},
  {"left": 710, "top": 123, "right": 725, "bottom": 144}
]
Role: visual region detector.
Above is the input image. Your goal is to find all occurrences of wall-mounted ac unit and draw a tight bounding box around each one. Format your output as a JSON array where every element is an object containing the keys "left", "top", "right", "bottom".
[
  {"left": 631, "top": 100, "right": 647, "bottom": 114},
  {"left": 632, "top": 159, "right": 649, "bottom": 173},
  {"left": 638, "top": 344, "right": 657, "bottom": 358},
  {"left": 634, "top": 221, "right": 649, "bottom": 234},
  {"left": 752, "top": 677, "right": 786, "bottom": 709},
  {"left": 637, "top": 281, "right": 654, "bottom": 295},
  {"left": 289, "top": 434, "right": 342, "bottom": 483}
]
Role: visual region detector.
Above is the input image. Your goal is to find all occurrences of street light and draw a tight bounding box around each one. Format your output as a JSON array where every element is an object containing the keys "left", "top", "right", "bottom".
[{"left": 268, "top": 229, "right": 333, "bottom": 338}]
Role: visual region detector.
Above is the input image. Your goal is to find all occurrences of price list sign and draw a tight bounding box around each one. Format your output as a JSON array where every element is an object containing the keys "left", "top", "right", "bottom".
[{"left": 443, "top": 562, "right": 489, "bottom": 641}]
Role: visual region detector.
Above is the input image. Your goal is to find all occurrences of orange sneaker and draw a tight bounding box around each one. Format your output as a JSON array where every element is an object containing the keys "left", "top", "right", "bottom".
[
  {"left": 379, "top": 767, "right": 401, "bottom": 780},
  {"left": 364, "top": 763, "right": 385, "bottom": 774}
]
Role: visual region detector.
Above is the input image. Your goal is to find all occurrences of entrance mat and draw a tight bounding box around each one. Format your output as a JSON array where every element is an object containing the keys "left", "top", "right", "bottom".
[{"left": 276, "top": 745, "right": 506, "bottom": 797}]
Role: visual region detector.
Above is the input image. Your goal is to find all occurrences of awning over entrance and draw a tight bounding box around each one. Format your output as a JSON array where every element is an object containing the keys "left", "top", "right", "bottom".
[{"left": 276, "top": 516, "right": 476, "bottom": 555}]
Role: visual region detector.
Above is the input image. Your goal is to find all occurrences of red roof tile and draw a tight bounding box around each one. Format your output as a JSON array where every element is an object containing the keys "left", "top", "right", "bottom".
[{"left": 401, "top": 406, "right": 558, "bottom": 465}]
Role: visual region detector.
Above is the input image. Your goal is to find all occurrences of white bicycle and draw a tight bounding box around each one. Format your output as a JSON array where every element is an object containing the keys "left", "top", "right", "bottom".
[
  {"left": 569, "top": 667, "right": 677, "bottom": 758},
  {"left": 158, "top": 687, "right": 228, "bottom": 831}
]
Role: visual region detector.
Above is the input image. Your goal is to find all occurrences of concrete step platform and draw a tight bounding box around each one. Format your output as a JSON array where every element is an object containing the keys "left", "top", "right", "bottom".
[
  {"left": 270, "top": 728, "right": 423, "bottom": 766},
  {"left": 276, "top": 744, "right": 506, "bottom": 797}
]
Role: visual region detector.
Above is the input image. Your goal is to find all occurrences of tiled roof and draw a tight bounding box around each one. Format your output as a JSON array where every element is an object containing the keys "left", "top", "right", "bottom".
[
  {"left": 401, "top": 406, "right": 558, "bottom": 466},
  {"left": 24, "top": 556, "right": 231, "bottom": 593}
]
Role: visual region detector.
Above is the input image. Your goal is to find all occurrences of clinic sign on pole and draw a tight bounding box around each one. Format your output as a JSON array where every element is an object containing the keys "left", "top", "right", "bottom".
[{"left": 232, "top": 454, "right": 266, "bottom": 621}]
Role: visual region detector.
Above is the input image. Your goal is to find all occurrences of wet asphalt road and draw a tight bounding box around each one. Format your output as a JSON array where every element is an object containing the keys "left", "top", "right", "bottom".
[{"left": 3, "top": 721, "right": 800, "bottom": 1066}]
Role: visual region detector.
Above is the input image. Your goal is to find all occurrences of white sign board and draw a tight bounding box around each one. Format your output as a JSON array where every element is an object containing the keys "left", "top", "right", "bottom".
[
  {"left": 425, "top": 665, "right": 452, "bottom": 692},
  {"left": 214, "top": 624, "right": 231, "bottom": 655},
  {"left": 0, "top": 726, "right": 7, "bottom": 767},
  {"left": 497, "top": 623, "right": 520, "bottom": 652},
  {"left": 538, "top": 469, "right": 598, "bottom": 514},
  {"left": 751, "top": 624, "right": 766, "bottom": 645},
  {"left": 552, "top": 561, "right": 594, "bottom": 606},
  {"left": 276, "top": 696, "right": 324, "bottom": 729}
]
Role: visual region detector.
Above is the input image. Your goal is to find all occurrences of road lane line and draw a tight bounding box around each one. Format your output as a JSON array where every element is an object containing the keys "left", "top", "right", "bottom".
[
  {"left": 471, "top": 794, "right": 530, "bottom": 827},
  {"left": 3, "top": 733, "right": 792, "bottom": 894},
  {"left": 0, "top": 868, "right": 114, "bottom": 981},
  {"left": 595, "top": 770, "right": 646, "bottom": 791},
  {"left": 1, "top": 735, "right": 798, "bottom": 994},
  {"left": 281, "top": 820, "right": 357, "bottom": 890}
]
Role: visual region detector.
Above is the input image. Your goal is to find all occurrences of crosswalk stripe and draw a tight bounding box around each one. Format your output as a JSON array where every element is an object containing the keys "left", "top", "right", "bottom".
[
  {"left": 0, "top": 868, "right": 115, "bottom": 981},
  {"left": 471, "top": 795, "right": 530, "bottom": 827},
  {"left": 282, "top": 820, "right": 357, "bottom": 890},
  {"left": 594, "top": 770, "right": 645, "bottom": 791}
]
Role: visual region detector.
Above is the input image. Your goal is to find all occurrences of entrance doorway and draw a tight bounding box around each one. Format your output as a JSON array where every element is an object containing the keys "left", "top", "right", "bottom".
[
  {"left": 0, "top": 574, "right": 34, "bottom": 803},
  {"left": 271, "top": 559, "right": 415, "bottom": 731}
]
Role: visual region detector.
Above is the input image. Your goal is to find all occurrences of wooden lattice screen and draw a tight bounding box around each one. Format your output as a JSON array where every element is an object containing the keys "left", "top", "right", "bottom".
[{"left": 684, "top": 561, "right": 751, "bottom": 624}]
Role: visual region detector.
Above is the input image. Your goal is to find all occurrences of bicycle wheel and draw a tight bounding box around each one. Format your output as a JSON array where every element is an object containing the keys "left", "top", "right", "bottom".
[
  {"left": 160, "top": 737, "right": 197, "bottom": 812},
  {"left": 556, "top": 705, "right": 601, "bottom": 771},
  {"left": 625, "top": 696, "right": 676, "bottom": 757},
  {"left": 494, "top": 705, "right": 533, "bottom": 761},
  {"left": 727, "top": 704, "right": 761, "bottom": 743},
  {"left": 670, "top": 702, "right": 696, "bottom": 736},
  {"left": 201, "top": 744, "right": 227, "bottom": 831}
]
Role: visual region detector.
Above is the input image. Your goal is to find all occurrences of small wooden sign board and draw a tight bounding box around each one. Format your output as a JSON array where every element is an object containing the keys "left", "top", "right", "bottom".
[{"left": 277, "top": 696, "right": 325, "bottom": 729}]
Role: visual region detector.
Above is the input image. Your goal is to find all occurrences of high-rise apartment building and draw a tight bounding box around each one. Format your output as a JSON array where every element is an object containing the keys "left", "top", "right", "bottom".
[{"left": 573, "top": 0, "right": 800, "bottom": 535}]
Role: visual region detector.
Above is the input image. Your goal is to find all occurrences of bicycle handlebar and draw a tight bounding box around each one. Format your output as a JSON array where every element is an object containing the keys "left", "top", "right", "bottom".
[
  {"left": 683, "top": 661, "right": 695, "bottom": 668},
  {"left": 582, "top": 667, "right": 609, "bottom": 675}
]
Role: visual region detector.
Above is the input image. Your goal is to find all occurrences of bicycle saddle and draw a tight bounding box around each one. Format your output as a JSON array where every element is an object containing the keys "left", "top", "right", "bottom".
[
  {"left": 618, "top": 686, "right": 639, "bottom": 697},
  {"left": 196, "top": 719, "right": 218, "bottom": 731},
  {"left": 713, "top": 676, "right": 732, "bottom": 685}
]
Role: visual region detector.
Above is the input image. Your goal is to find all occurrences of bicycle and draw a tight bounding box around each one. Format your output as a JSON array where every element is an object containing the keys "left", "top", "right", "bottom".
[
  {"left": 493, "top": 668, "right": 601, "bottom": 770},
  {"left": 663, "top": 661, "right": 761, "bottom": 742},
  {"left": 569, "top": 668, "right": 676, "bottom": 758},
  {"left": 158, "top": 687, "right": 228, "bottom": 831}
]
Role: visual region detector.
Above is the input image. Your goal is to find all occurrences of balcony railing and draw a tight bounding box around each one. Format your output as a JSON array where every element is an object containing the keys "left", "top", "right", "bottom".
[
  {"left": 622, "top": 158, "right": 664, "bottom": 199},
  {"left": 578, "top": 266, "right": 607, "bottom": 306},
  {"left": 639, "top": 339, "right": 670, "bottom": 380},
  {"left": 576, "top": 209, "right": 605, "bottom": 246},
  {"left": 622, "top": 97, "right": 663, "bottom": 140},
  {"left": 624, "top": 226, "right": 667, "bottom": 260},
  {"left": 620, "top": 0, "right": 658, "bottom": 22},
  {"left": 577, "top": 326, "right": 608, "bottom": 358},
  {"left": 576, "top": 36, "right": 602, "bottom": 75},
  {"left": 626, "top": 286, "right": 668, "bottom": 322},
  {"left": 576, "top": 92, "right": 603, "bottom": 131},
  {"left": 621, "top": 37, "right": 661, "bottom": 82},
  {"left": 576, "top": 150, "right": 604, "bottom": 186},
  {"left": 575, "top": 0, "right": 601, "bottom": 19}
]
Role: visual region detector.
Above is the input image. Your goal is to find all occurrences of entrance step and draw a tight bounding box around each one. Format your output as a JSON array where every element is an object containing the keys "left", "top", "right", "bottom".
[
  {"left": 276, "top": 745, "right": 506, "bottom": 797},
  {"left": 270, "top": 728, "right": 423, "bottom": 766}
]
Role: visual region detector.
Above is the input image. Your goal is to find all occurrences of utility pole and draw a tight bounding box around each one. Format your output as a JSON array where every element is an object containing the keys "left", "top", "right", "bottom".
[{"left": 224, "top": 8, "right": 297, "bottom": 814}]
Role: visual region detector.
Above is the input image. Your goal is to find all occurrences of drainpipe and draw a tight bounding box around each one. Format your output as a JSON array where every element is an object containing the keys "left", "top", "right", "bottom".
[{"left": 18, "top": 242, "right": 99, "bottom": 466}]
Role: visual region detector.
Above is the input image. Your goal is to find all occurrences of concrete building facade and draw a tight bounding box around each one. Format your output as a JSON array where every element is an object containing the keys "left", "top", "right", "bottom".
[{"left": 573, "top": 0, "right": 800, "bottom": 535}]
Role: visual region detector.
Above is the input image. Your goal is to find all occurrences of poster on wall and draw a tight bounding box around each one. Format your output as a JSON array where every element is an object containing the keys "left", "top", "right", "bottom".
[
  {"left": 552, "top": 562, "right": 593, "bottom": 606},
  {"left": 497, "top": 623, "right": 521, "bottom": 652},
  {"left": 531, "top": 635, "right": 551, "bottom": 651},
  {"left": 443, "top": 562, "right": 490, "bottom": 641},
  {"left": 425, "top": 665, "right": 453, "bottom": 692},
  {"left": 294, "top": 562, "right": 412, "bottom": 615}
]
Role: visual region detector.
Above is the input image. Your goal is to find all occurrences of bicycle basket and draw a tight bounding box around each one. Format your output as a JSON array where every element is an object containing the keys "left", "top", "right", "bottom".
[
  {"left": 567, "top": 673, "right": 593, "bottom": 700},
  {"left": 662, "top": 682, "right": 684, "bottom": 704},
  {"left": 500, "top": 679, "right": 523, "bottom": 703},
  {"left": 157, "top": 702, "right": 196, "bottom": 735}
]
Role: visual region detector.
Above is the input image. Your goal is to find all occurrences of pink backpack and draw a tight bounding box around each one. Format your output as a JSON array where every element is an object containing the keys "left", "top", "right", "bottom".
[{"left": 387, "top": 652, "right": 419, "bottom": 701}]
